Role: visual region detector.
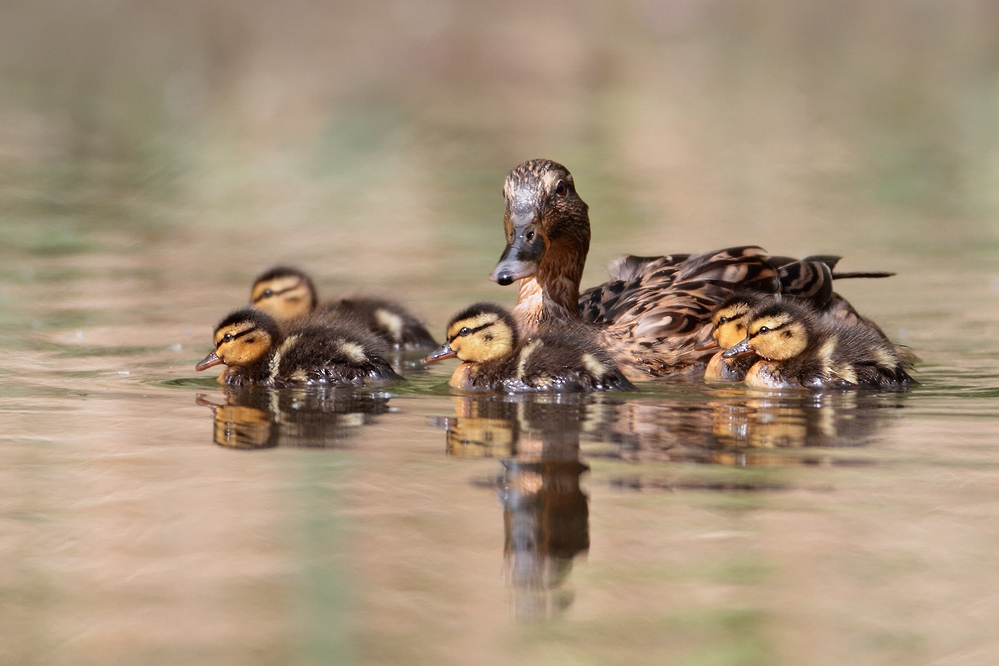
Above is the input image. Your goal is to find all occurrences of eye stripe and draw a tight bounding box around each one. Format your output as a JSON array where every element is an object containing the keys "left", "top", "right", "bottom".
[
  {"left": 448, "top": 322, "right": 491, "bottom": 342},
  {"left": 218, "top": 326, "right": 257, "bottom": 345},
  {"left": 749, "top": 322, "right": 788, "bottom": 338},
  {"left": 252, "top": 285, "right": 300, "bottom": 303}
]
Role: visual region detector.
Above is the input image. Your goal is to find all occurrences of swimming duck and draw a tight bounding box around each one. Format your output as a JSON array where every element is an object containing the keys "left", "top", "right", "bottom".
[
  {"left": 195, "top": 307, "right": 401, "bottom": 387},
  {"left": 250, "top": 266, "right": 437, "bottom": 351},
  {"left": 701, "top": 291, "right": 775, "bottom": 382},
  {"left": 722, "top": 301, "right": 913, "bottom": 389},
  {"left": 423, "top": 302, "right": 634, "bottom": 392},
  {"left": 488, "top": 158, "right": 895, "bottom": 380}
]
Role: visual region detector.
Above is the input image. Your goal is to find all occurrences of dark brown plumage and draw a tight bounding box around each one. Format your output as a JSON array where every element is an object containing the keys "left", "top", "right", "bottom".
[
  {"left": 195, "top": 308, "right": 401, "bottom": 387},
  {"left": 489, "top": 159, "right": 895, "bottom": 380},
  {"left": 723, "top": 301, "right": 914, "bottom": 389},
  {"left": 250, "top": 266, "right": 437, "bottom": 351},
  {"left": 423, "top": 302, "right": 634, "bottom": 393}
]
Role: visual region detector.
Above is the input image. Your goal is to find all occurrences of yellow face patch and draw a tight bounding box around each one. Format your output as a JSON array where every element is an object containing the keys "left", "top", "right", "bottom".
[
  {"left": 746, "top": 314, "right": 808, "bottom": 361},
  {"left": 712, "top": 302, "right": 753, "bottom": 349},
  {"left": 215, "top": 322, "right": 273, "bottom": 367},
  {"left": 447, "top": 312, "right": 515, "bottom": 363},
  {"left": 251, "top": 275, "right": 313, "bottom": 322}
]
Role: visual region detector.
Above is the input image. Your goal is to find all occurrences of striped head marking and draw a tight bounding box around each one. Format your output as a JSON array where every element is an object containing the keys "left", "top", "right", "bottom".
[
  {"left": 445, "top": 304, "right": 517, "bottom": 364},
  {"left": 746, "top": 309, "right": 809, "bottom": 361},
  {"left": 250, "top": 268, "right": 317, "bottom": 323},
  {"left": 492, "top": 160, "right": 588, "bottom": 287},
  {"left": 212, "top": 311, "right": 277, "bottom": 367},
  {"left": 712, "top": 300, "right": 754, "bottom": 349}
]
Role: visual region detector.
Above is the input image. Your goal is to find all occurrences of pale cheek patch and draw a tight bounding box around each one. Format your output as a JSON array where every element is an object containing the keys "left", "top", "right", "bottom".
[
  {"left": 337, "top": 340, "right": 367, "bottom": 364},
  {"left": 875, "top": 349, "right": 895, "bottom": 367},
  {"left": 817, "top": 338, "right": 836, "bottom": 366},
  {"left": 581, "top": 353, "right": 607, "bottom": 377},
  {"left": 835, "top": 364, "right": 858, "bottom": 384},
  {"left": 516, "top": 339, "right": 543, "bottom": 379},
  {"left": 268, "top": 334, "right": 299, "bottom": 379},
  {"left": 375, "top": 309, "right": 405, "bottom": 339}
]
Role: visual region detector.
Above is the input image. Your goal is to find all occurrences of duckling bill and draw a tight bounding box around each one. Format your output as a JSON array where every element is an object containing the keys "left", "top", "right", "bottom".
[
  {"left": 196, "top": 308, "right": 401, "bottom": 387},
  {"left": 722, "top": 301, "right": 913, "bottom": 389},
  {"left": 700, "top": 292, "right": 773, "bottom": 382},
  {"left": 424, "top": 302, "right": 634, "bottom": 393}
]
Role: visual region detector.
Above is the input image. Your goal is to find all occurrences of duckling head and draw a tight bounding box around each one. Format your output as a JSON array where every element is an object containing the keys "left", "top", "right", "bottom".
[
  {"left": 723, "top": 302, "right": 812, "bottom": 362},
  {"left": 489, "top": 159, "right": 590, "bottom": 286},
  {"left": 424, "top": 303, "right": 519, "bottom": 364},
  {"left": 196, "top": 308, "right": 280, "bottom": 371},
  {"left": 710, "top": 292, "right": 773, "bottom": 349},
  {"left": 250, "top": 266, "right": 318, "bottom": 323}
]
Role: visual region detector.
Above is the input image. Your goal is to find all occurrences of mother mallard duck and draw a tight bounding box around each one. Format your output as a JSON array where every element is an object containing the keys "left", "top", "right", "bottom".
[{"left": 489, "top": 159, "right": 893, "bottom": 380}]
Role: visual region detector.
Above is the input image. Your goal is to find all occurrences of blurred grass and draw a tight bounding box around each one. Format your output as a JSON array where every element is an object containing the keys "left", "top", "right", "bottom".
[{"left": 0, "top": 0, "right": 997, "bottom": 261}]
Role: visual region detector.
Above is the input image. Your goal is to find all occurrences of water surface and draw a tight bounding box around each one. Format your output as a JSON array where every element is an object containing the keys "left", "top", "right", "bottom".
[{"left": 2, "top": 2, "right": 999, "bottom": 665}]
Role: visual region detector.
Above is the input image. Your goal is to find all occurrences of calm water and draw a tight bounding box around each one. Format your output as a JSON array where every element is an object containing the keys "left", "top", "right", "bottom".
[{"left": 3, "top": 2, "right": 999, "bottom": 665}]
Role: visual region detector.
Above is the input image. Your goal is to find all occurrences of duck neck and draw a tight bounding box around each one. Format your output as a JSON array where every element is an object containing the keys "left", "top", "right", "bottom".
[{"left": 513, "top": 233, "right": 588, "bottom": 335}]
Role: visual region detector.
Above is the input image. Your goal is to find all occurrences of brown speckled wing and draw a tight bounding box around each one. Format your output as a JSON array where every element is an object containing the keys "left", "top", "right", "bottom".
[{"left": 578, "top": 247, "right": 780, "bottom": 378}]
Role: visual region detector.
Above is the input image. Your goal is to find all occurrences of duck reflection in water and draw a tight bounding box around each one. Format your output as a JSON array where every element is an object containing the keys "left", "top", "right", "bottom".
[
  {"left": 601, "top": 387, "right": 909, "bottom": 466},
  {"left": 196, "top": 386, "right": 391, "bottom": 449},
  {"left": 438, "top": 394, "right": 596, "bottom": 620},
  {"left": 435, "top": 387, "right": 908, "bottom": 615}
]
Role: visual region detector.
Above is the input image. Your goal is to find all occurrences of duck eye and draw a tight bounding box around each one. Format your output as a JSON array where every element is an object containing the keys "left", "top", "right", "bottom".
[
  {"left": 221, "top": 333, "right": 233, "bottom": 343},
  {"left": 458, "top": 327, "right": 471, "bottom": 336},
  {"left": 555, "top": 181, "right": 567, "bottom": 196},
  {"left": 261, "top": 289, "right": 273, "bottom": 298},
  {"left": 525, "top": 230, "right": 535, "bottom": 242},
  {"left": 718, "top": 316, "right": 729, "bottom": 325},
  {"left": 758, "top": 326, "right": 770, "bottom": 334}
]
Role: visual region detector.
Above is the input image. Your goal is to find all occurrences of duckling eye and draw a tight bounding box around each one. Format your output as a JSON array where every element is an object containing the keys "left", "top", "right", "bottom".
[
  {"left": 221, "top": 333, "right": 233, "bottom": 343},
  {"left": 718, "top": 316, "right": 729, "bottom": 325},
  {"left": 525, "top": 230, "right": 535, "bottom": 242},
  {"left": 261, "top": 289, "right": 273, "bottom": 298},
  {"left": 758, "top": 326, "right": 770, "bottom": 334},
  {"left": 555, "top": 181, "right": 567, "bottom": 196},
  {"left": 458, "top": 327, "right": 471, "bottom": 336}
]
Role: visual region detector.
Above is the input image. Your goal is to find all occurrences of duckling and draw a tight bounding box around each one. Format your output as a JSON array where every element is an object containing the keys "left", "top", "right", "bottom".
[
  {"left": 423, "top": 302, "right": 634, "bottom": 392},
  {"left": 195, "top": 307, "right": 401, "bottom": 387},
  {"left": 250, "top": 266, "right": 437, "bottom": 351},
  {"left": 722, "top": 301, "right": 913, "bottom": 389},
  {"left": 701, "top": 292, "right": 774, "bottom": 382},
  {"left": 489, "top": 159, "right": 895, "bottom": 380}
]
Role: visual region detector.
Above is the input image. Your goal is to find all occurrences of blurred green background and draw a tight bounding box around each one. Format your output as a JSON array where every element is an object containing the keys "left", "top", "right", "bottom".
[{"left": 3, "top": 0, "right": 998, "bottom": 265}]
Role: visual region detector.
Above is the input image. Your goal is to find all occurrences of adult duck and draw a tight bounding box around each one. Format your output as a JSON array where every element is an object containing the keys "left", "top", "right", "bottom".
[{"left": 488, "top": 159, "right": 891, "bottom": 380}]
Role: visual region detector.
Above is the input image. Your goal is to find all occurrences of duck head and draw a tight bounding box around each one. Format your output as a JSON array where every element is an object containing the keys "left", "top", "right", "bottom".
[
  {"left": 424, "top": 303, "right": 519, "bottom": 365},
  {"left": 250, "top": 266, "right": 318, "bottom": 323},
  {"left": 489, "top": 160, "right": 590, "bottom": 311},
  {"left": 196, "top": 308, "right": 281, "bottom": 371},
  {"left": 723, "top": 302, "right": 812, "bottom": 362},
  {"left": 698, "top": 292, "right": 774, "bottom": 351}
]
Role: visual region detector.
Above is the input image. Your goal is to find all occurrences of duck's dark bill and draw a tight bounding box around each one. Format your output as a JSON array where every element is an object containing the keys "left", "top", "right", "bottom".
[
  {"left": 693, "top": 338, "right": 719, "bottom": 352},
  {"left": 195, "top": 351, "right": 223, "bottom": 371},
  {"left": 722, "top": 338, "right": 754, "bottom": 359},
  {"left": 489, "top": 224, "right": 546, "bottom": 285},
  {"left": 424, "top": 343, "right": 457, "bottom": 363}
]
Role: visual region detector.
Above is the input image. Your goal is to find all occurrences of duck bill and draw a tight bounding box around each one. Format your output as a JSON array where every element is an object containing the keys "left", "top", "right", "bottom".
[
  {"left": 694, "top": 337, "right": 719, "bottom": 352},
  {"left": 195, "top": 351, "right": 223, "bottom": 371},
  {"left": 423, "top": 342, "right": 457, "bottom": 363},
  {"left": 489, "top": 214, "right": 546, "bottom": 286},
  {"left": 722, "top": 338, "right": 754, "bottom": 359}
]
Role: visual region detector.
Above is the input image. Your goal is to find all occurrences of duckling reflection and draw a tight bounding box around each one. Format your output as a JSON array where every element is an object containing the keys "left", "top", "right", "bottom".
[
  {"left": 196, "top": 386, "right": 391, "bottom": 449},
  {"left": 437, "top": 394, "right": 594, "bottom": 620},
  {"left": 599, "top": 387, "right": 907, "bottom": 465}
]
